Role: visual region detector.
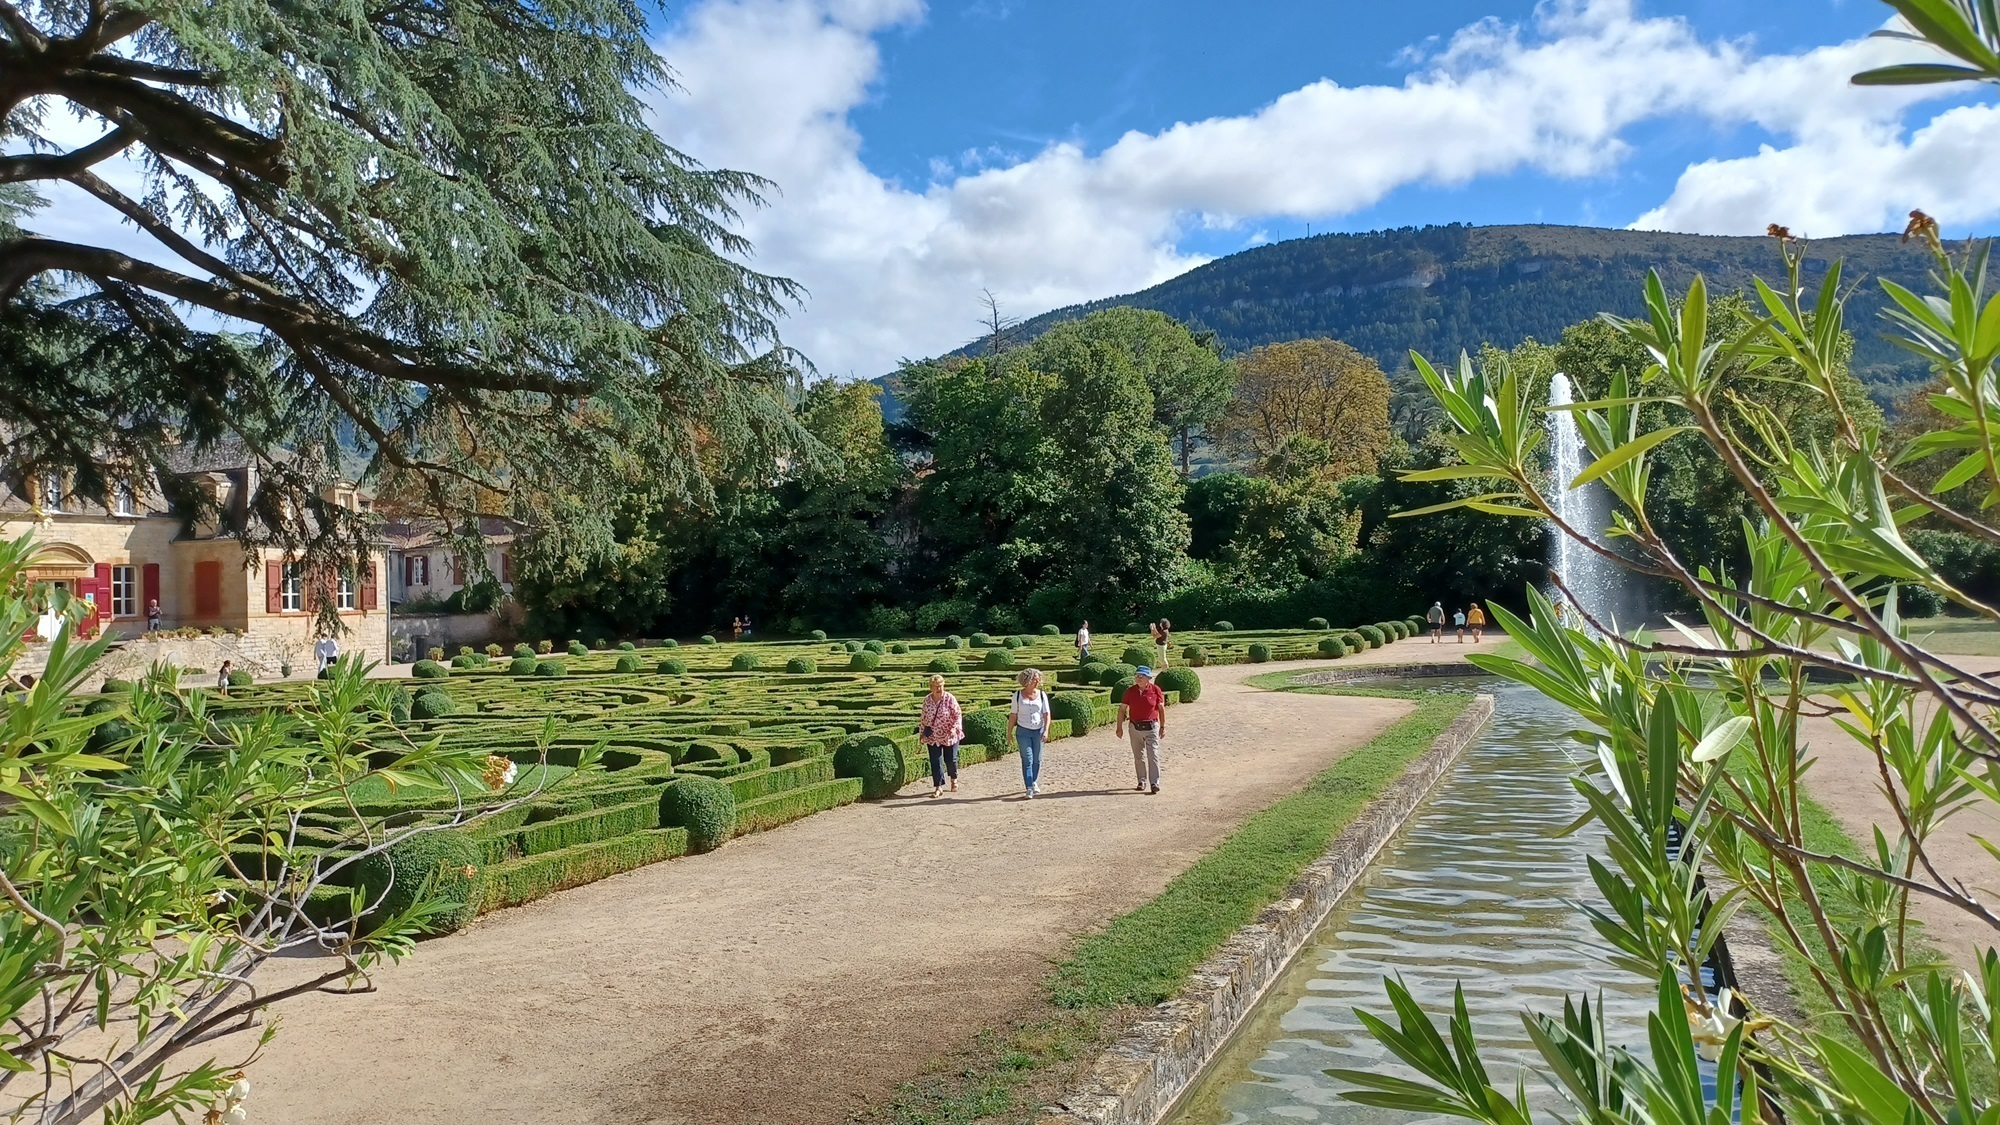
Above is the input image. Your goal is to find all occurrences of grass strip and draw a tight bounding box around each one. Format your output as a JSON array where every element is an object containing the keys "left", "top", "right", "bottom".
[{"left": 874, "top": 679, "right": 1473, "bottom": 1124}]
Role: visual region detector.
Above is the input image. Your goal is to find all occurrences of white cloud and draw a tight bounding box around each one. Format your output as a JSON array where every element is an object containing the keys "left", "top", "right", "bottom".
[{"left": 648, "top": 0, "right": 1999, "bottom": 376}]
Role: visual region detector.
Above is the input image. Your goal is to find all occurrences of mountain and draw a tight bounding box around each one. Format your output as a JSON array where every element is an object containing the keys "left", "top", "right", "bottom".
[{"left": 875, "top": 223, "right": 1952, "bottom": 422}]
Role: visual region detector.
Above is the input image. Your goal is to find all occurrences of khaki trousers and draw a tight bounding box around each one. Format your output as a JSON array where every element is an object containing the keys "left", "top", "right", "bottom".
[{"left": 1128, "top": 723, "right": 1161, "bottom": 788}]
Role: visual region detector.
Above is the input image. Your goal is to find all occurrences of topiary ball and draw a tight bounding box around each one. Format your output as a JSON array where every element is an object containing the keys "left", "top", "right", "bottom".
[
  {"left": 1099, "top": 662, "right": 1137, "bottom": 687},
  {"left": 833, "top": 733, "right": 907, "bottom": 799},
  {"left": 86, "top": 716, "right": 135, "bottom": 754},
  {"left": 863, "top": 639, "right": 886, "bottom": 655},
  {"left": 509, "top": 655, "right": 538, "bottom": 675},
  {"left": 227, "top": 670, "right": 253, "bottom": 687},
  {"left": 412, "top": 660, "right": 447, "bottom": 680},
  {"left": 354, "top": 828, "right": 481, "bottom": 933},
  {"left": 1341, "top": 631, "right": 1365, "bottom": 650},
  {"left": 615, "top": 654, "right": 643, "bottom": 673},
  {"left": 1357, "top": 625, "right": 1385, "bottom": 649},
  {"left": 1307, "top": 616, "right": 1330, "bottom": 630},
  {"left": 1156, "top": 666, "right": 1201, "bottom": 703},
  {"left": 810, "top": 629, "right": 828, "bottom": 641},
  {"left": 660, "top": 637, "right": 680, "bottom": 649},
  {"left": 1109, "top": 674, "right": 1138, "bottom": 704},
  {"left": 451, "top": 653, "right": 477, "bottom": 669},
  {"left": 1318, "top": 636, "right": 1348, "bottom": 658},
  {"left": 534, "top": 659, "right": 566, "bottom": 677},
  {"left": 1120, "top": 644, "right": 1153, "bottom": 667},
  {"left": 700, "top": 634, "right": 718, "bottom": 645},
  {"left": 1186, "top": 645, "right": 1210, "bottom": 667},
  {"left": 844, "top": 640, "right": 864, "bottom": 654},
  {"left": 1248, "top": 643, "right": 1272, "bottom": 663},
  {"left": 969, "top": 632, "right": 992, "bottom": 648},
  {"left": 1002, "top": 635, "right": 1026, "bottom": 649},
  {"left": 512, "top": 643, "right": 535, "bottom": 659},
  {"left": 1040, "top": 624, "right": 1060, "bottom": 635},
  {"left": 888, "top": 641, "right": 909, "bottom": 654},
  {"left": 617, "top": 640, "right": 636, "bottom": 651},
  {"left": 927, "top": 655, "right": 958, "bottom": 674},
  {"left": 1050, "top": 691, "right": 1095, "bottom": 736},
  {"left": 658, "top": 658, "right": 689, "bottom": 675},
  {"left": 1080, "top": 659, "right": 1108, "bottom": 679},
  {"left": 785, "top": 656, "right": 817, "bottom": 674},
  {"left": 1212, "top": 620, "right": 1235, "bottom": 632},
  {"left": 731, "top": 653, "right": 761, "bottom": 672},
  {"left": 101, "top": 678, "right": 135, "bottom": 694},
  {"left": 981, "top": 648, "right": 1015, "bottom": 670},
  {"left": 410, "top": 690, "right": 456, "bottom": 720},
  {"left": 660, "top": 777, "right": 736, "bottom": 853},
  {"left": 849, "top": 651, "right": 882, "bottom": 671},
  {"left": 944, "top": 635, "right": 964, "bottom": 649},
  {"left": 566, "top": 640, "right": 589, "bottom": 657},
  {"left": 388, "top": 686, "right": 413, "bottom": 724},
  {"left": 962, "top": 708, "right": 1009, "bottom": 748}
]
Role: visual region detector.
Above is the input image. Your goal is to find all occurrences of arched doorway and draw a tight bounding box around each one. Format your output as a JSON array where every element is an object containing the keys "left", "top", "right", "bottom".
[{"left": 25, "top": 543, "right": 98, "bottom": 640}]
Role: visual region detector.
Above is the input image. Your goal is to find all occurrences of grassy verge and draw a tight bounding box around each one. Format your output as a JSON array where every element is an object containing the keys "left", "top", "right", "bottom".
[{"left": 869, "top": 679, "right": 1474, "bottom": 1124}]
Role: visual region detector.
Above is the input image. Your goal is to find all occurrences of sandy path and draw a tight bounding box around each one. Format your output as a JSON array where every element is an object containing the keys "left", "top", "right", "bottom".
[
  {"left": 1795, "top": 652, "right": 2000, "bottom": 970},
  {"left": 230, "top": 653, "right": 1425, "bottom": 1124}
]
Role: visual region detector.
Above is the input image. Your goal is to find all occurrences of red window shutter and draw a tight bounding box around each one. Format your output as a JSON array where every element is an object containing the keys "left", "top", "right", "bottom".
[
  {"left": 78, "top": 571, "right": 103, "bottom": 637},
  {"left": 195, "top": 561, "right": 221, "bottom": 617},
  {"left": 94, "top": 564, "right": 112, "bottom": 611},
  {"left": 265, "top": 560, "right": 283, "bottom": 613},
  {"left": 361, "top": 562, "right": 378, "bottom": 610},
  {"left": 142, "top": 563, "right": 160, "bottom": 614}
]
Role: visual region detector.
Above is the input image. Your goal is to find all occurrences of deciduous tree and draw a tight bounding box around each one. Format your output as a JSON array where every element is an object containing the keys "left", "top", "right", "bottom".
[{"left": 1212, "top": 338, "right": 1392, "bottom": 474}]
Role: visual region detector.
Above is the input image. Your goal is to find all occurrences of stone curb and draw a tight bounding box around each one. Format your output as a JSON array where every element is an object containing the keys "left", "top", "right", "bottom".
[
  {"left": 1291, "top": 661, "right": 1484, "bottom": 683},
  {"left": 1040, "top": 692, "right": 1496, "bottom": 1125}
]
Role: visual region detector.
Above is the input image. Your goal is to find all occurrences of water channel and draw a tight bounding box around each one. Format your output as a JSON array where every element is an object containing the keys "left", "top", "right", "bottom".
[{"left": 1166, "top": 678, "right": 1657, "bottom": 1125}]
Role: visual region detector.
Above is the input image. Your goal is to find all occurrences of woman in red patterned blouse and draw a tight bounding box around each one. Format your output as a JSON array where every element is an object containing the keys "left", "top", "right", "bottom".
[{"left": 919, "top": 674, "right": 964, "bottom": 798}]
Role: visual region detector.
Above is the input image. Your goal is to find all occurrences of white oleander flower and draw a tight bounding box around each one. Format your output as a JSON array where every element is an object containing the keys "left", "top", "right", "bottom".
[
  {"left": 1686, "top": 987, "right": 1741, "bottom": 1061},
  {"left": 227, "top": 1076, "right": 251, "bottom": 1102}
]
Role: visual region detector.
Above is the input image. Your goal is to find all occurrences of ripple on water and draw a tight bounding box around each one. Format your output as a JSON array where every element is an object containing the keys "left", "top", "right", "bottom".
[{"left": 1164, "top": 682, "right": 1656, "bottom": 1125}]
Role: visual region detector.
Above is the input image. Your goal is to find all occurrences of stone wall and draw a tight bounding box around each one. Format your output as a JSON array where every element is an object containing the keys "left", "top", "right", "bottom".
[{"left": 389, "top": 613, "right": 509, "bottom": 661}]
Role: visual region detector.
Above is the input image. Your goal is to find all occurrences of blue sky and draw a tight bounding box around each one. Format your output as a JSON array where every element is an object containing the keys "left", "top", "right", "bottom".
[{"left": 646, "top": 0, "right": 2000, "bottom": 374}]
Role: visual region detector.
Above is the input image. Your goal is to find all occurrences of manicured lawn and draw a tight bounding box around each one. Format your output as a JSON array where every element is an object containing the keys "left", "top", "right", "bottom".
[{"left": 1904, "top": 615, "right": 2000, "bottom": 657}]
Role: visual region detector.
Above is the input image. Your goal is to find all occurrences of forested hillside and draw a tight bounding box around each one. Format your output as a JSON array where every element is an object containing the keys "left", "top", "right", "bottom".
[{"left": 878, "top": 223, "right": 1947, "bottom": 419}]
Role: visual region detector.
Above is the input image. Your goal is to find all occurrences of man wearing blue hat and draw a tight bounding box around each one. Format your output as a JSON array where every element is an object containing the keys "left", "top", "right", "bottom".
[{"left": 1117, "top": 666, "right": 1167, "bottom": 795}]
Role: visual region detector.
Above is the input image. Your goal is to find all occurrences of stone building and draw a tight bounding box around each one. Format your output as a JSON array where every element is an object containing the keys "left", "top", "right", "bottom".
[{"left": 3, "top": 458, "right": 392, "bottom": 667}]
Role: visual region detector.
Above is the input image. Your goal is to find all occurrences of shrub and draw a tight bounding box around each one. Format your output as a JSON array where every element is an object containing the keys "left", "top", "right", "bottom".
[
  {"left": 660, "top": 637, "right": 680, "bottom": 648},
  {"left": 927, "top": 655, "right": 958, "bottom": 674},
  {"left": 699, "top": 634, "right": 718, "bottom": 645},
  {"left": 1040, "top": 624, "right": 1060, "bottom": 635},
  {"left": 412, "top": 660, "right": 447, "bottom": 680},
  {"left": 785, "top": 656, "right": 817, "bottom": 674},
  {"left": 865, "top": 605, "right": 912, "bottom": 635},
  {"left": 1899, "top": 584, "right": 1949, "bottom": 617},
  {"left": 427, "top": 647, "right": 445, "bottom": 662},
  {"left": 832, "top": 733, "right": 906, "bottom": 799},
  {"left": 1124, "top": 620, "right": 1146, "bottom": 634},
  {"left": 1050, "top": 692, "right": 1095, "bottom": 735},
  {"left": 944, "top": 635, "right": 964, "bottom": 649},
  {"left": 969, "top": 632, "right": 993, "bottom": 648},
  {"left": 1357, "top": 625, "right": 1385, "bottom": 648},
  {"left": 1156, "top": 666, "right": 1202, "bottom": 702},
  {"left": 1099, "top": 662, "right": 1138, "bottom": 686},
  {"left": 617, "top": 640, "right": 636, "bottom": 651},
  {"left": 863, "top": 639, "right": 886, "bottom": 655},
  {"left": 913, "top": 597, "right": 977, "bottom": 632},
  {"left": 486, "top": 643, "right": 504, "bottom": 658},
  {"left": 658, "top": 658, "right": 688, "bottom": 675},
  {"left": 388, "top": 686, "right": 412, "bottom": 724},
  {"left": 354, "top": 828, "right": 481, "bottom": 933},
  {"left": 410, "top": 691, "right": 456, "bottom": 720},
  {"left": 1248, "top": 643, "right": 1272, "bottom": 663},
  {"left": 1406, "top": 615, "right": 1424, "bottom": 632},
  {"left": 888, "top": 641, "right": 909, "bottom": 654},
  {"left": 509, "top": 655, "right": 538, "bottom": 675},
  {"left": 1212, "top": 620, "right": 1235, "bottom": 631},
  {"left": 998, "top": 635, "right": 1020, "bottom": 649},
  {"left": 1383, "top": 621, "right": 1407, "bottom": 641},
  {"left": 615, "top": 654, "right": 643, "bottom": 673},
  {"left": 227, "top": 670, "right": 253, "bottom": 687},
  {"left": 566, "top": 640, "right": 588, "bottom": 657},
  {"left": 1080, "top": 659, "right": 1108, "bottom": 679},
  {"left": 536, "top": 640, "right": 554, "bottom": 654},
  {"left": 451, "top": 654, "right": 477, "bottom": 669},
  {"left": 533, "top": 659, "right": 566, "bottom": 677},
  {"left": 1120, "top": 644, "right": 1153, "bottom": 667},
  {"left": 513, "top": 643, "right": 534, "bottom": 659},
  {"left": 1318, "top": 636, "right": 1348, "bottom": 658},
  {"left": 1185, "top": 645, "right": 1210, "bottom": 666},
  {"left": 730, "top": 653, "right": 761, "bottom": 672},
  {"left": 810, "top": 629, "right": 828, "bottom": 641},
  {"left": 456, "top": 645, "right": 473, "bottom": 657},
  {"left": 1307, "top": 616, "right": 1329, "bottom": 630},
  {"left": 844, "top": 640, "right": 864, "bottom": 654},
  {"left": 1109, "top": 674, "right": 1138, "bottom": 704},
  {"left": 849, "top": 651, "right": 882, "bottom": 671},
  {"left": 660, "top": 777, "right": 736, "bottom": 853},
  {"left": 100, "top": 678, "right": 135, "bottom": 694},
  {"left": 981, "top": 648, "right": 1015, "bottom": 670},
  {"left": 963, "top": 708, "right": 1009, "bottom": 748}
]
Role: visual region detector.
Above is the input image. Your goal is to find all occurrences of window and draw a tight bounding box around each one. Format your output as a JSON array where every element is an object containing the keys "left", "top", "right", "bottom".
[
  {"left": 39, "top": 476, "right": 62, "bottom": 513},
  {"left": 500, "top": 551, "right": 513, "bottom": 584},
  {"left": 113, "top": 486, "right": 137, "bottom": 516},
  {"left": 110, "top": 565, "right": 136, "bottom": 617},
  {"left": 450, "top": 555, "right": 464, "bottom": 586},
  {"left": 337, "top": 571, "right": 356, "bottom": 611},
  {"left": 281, "top": 562, "right": 303, "bottom": 612},
  {"left": 404, "top": 555, "right": 429, "bottom": 587}
]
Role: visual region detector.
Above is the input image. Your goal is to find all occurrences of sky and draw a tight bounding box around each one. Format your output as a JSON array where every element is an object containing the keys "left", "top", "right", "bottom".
[{"left": 641, "top": 0, "right": 2000, "bottom": 377}]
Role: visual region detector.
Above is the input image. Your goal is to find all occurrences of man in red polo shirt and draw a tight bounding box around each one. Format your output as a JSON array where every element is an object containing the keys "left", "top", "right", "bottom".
[{"left": 1116, "top": 666, "right": 1167, "bottom": 795}]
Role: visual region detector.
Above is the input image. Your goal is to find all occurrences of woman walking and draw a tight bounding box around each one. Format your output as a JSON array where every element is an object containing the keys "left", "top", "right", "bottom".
[
  {"left": 1010, "top": 668, "right": 1052, "bottom": 799},
  {"left": 919, "top": 674, "right": 963, "bottom": 798},
  {"left": 1467, "top": 603, "right": 1486, "bottom": 642},
  {"left": 1150, "top": 618, "right": 1172, "bottom": 669}
]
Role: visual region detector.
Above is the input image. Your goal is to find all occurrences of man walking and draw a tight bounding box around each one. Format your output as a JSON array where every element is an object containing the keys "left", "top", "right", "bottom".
[
  {"left": 314, "top": 634, "right": 339, "bottom": 675},
  {"left": 1427, "top": 601, "right": 1445, "bottom": 643},
  {"left": 1075, "top": 620, "right": 1091, "bottom": 663},
  {"left": 1117, "top": 666, "right": 1167, "bottom": 795}
]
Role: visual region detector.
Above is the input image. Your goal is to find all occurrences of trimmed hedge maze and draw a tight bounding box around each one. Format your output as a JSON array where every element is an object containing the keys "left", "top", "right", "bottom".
[{"left": 200, "top": 616, "right": 1420, "bottom": 934}]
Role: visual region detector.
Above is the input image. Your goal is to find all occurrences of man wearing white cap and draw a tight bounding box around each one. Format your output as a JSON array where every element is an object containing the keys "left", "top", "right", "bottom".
[{"left": 1116, "top": 666, "right": 1167, "bottom": 795}]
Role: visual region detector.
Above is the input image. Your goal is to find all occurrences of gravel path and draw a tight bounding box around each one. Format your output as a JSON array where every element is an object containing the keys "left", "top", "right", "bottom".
[{"left": 228, "top": 653, "right": 1423, "bottom": 1124}]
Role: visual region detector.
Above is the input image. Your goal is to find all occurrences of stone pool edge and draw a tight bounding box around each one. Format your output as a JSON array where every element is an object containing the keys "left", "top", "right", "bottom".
[{"left": 1040, "top": 692, "right": 1497, "bottom": 1125}]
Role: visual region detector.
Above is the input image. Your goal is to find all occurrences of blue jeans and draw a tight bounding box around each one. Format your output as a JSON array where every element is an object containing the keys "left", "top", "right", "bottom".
[
  {"left": 1016, "top": 726, "right": 1045, "bottom": 790},
  {"left": 928, "top": 743, "right": 959, "bottom": 787}
]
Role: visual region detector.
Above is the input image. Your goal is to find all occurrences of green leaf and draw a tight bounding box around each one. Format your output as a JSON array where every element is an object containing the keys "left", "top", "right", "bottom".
[
  {"left": 1690, "top": 715, "right": 1752, "bottom": 763},
  {"left": 1814, "top": 1034, "right": 1920, "bottom": 1125},
  {"left": 1568, "top": 427, "right": 1695, "bottom": 489},
  {"left": 1852, "top": 62, "right": 1990, "bottom": 84}
]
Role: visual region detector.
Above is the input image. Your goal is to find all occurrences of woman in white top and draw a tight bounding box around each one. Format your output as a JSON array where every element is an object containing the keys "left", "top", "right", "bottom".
[{"left": 1010, "top": 668, "right": 1052, "bottom": 799}]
